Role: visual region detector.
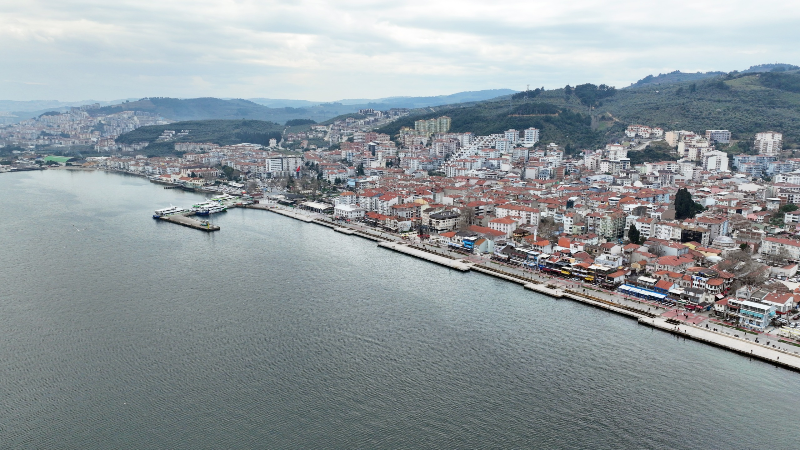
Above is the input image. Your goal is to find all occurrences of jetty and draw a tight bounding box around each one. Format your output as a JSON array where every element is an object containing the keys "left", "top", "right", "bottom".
[{"left": 158, "top": 214, "right": 220, "bottom": 232}]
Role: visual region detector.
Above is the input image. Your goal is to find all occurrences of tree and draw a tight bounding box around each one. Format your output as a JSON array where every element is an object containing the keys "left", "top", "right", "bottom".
[
  {"left": 537, "top": 217, "right": 559, "bottom": 242},
  {"left": 675, "top": 188, "right": 704, "bottom": 220},
  {"left": 356, "top": 163, "right": 365, "bottom": 176},
  {"left": 628, "top": 224, "right": 642, "bottom": 245}
]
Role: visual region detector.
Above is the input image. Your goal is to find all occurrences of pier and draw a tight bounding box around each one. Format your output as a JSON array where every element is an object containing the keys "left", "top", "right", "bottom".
[{"left": 158, "top": 214, "right": 220, "bottom": 232}]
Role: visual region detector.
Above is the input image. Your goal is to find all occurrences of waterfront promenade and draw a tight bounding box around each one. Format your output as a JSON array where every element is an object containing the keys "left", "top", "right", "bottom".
[{"left": 238, "top": 203, "right": 800, "bottom": 370}]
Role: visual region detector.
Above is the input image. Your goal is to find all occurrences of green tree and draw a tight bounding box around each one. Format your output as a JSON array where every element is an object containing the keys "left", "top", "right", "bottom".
[
  {"left": 356, "top": 163, "right": 365, "bottom": 176},
  {"left": 675, "top": 188, "right": 704, "bottom": 220},
  {"left": 628, "top": 224, "right": 642, "bottom": 245}
]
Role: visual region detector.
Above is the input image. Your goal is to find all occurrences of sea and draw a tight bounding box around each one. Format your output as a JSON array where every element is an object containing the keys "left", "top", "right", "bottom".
[{"left": 1, "top": 169, "right": 799, "bottom": 449}]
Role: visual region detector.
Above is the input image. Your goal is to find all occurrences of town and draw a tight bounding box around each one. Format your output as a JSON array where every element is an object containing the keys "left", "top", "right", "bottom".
[{"left": 3, "top": 107, "right": 800, "bottom": 349}]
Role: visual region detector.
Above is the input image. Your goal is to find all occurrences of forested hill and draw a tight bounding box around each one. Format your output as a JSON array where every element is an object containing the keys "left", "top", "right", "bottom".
[
  {"left": 94, "top": 98, "right": 332, "bottom": 125},
  {"left": 82, "top": 90, "right": 518, "bottom": 126},
  {"left": 115, "top": 120, "right": 283, "bottom": 156},
  {"left": 378, "top": 69, "right": 800, "bottom": 151}
]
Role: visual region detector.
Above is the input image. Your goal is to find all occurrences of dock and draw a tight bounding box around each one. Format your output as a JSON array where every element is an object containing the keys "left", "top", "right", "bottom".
[{"left": 158, "top": 214, "right": 220, "bottom": 232}]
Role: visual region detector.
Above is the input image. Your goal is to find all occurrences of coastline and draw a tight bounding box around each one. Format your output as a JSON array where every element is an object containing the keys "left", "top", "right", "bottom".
[
  {"left": 36, "top": 169, "right": 800, "bottom": 372},
  {"left": 253, "top": 203, "right": 800, "bottom": 373}
]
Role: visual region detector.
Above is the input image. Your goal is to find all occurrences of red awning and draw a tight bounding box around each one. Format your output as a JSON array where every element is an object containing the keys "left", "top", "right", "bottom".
[{"left": 776, "top": 311, "right": 787, "bottom": 315}]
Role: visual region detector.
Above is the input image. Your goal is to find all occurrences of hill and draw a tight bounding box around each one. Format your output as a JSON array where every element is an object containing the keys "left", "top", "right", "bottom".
[
  {"left": 76, "top": 90, "right": 519, "bottom": 126},
  {"left": 93, "top": 97, "right": 331, "bottom": 125},
  {"left": 376, "top": 96, "right": 611, "bottom": 152},
  {"left": 115, "top": 119, "right": 283, "bottom": 156},
  {"left": 627, "top": 71, "right": 725, "bottom": 88},
  {"left": 376, "top": 70, "right": 800, "bottom": 152},
  {"left": 247, "top": 89, "right": 516, "bottom": 109}
]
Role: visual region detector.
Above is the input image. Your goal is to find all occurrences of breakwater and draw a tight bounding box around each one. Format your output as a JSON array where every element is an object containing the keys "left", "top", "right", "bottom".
[{"left": 157, "top": 214, "right": 220, "bottom": 232}]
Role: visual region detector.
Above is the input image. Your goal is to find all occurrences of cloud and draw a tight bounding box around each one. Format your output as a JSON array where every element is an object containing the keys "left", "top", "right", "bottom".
[{"left": 0, "top": 0, "right": 798, "bottom": 101}]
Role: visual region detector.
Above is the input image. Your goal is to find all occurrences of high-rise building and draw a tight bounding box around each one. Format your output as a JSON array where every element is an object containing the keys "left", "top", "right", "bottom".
[
  {"left": 523, "top": 127, "right": 540, "bottom": 147},
  {"left": 504, "top": 129, "right": 518, "bottom": 144},
  {"left": 755, "top": 131, "right": 783, "bottom": 156}
]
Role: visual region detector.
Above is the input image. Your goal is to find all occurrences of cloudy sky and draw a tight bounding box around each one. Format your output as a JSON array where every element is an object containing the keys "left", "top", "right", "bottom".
[{"left": 1, "top": 0, "right": 798, "bottom": 101}]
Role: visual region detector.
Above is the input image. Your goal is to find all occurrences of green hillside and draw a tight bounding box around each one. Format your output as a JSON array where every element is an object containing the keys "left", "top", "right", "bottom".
[
  {"left": 378, "top": 71, "right": 800, "bottom": 151},
  {"left": 116, "top": 120, "right": 283, "bottom": 156}
]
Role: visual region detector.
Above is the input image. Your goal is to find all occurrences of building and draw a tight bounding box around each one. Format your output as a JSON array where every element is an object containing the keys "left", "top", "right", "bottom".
[
  {"left": 523, "top": 128, "right": 540, "bottom": 147},
  {"left": 704, "top": 130, "right": 731, "bottom": 144},
  {"left": 428, "top": 210, "right": 460, "bottom": 233},
  {"left": 701, "top": 150, "right": 729, "bottom": 172},
  {"left": 414, "top": 116, "right": 451, "bottom": 135},
  {"left": 755, "top": 131, "right": 783, "bottom": 156},
  {"left": 334, "top": 204, "right": 365, "bottom": 220},
  {"left": 729, "top": 299, "right": 775, "bottom": 331},
  {"left": 488, "top": 216, "right": 519, "bottom": 238}
]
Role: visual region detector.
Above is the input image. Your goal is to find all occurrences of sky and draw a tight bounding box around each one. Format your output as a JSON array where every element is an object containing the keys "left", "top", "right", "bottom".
[{"left": 1, "top": 0, "right": 799, "bottom": 102}]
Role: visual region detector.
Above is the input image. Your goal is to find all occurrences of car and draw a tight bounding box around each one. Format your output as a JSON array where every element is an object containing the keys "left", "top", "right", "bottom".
[{"left": 793, "top": 315, "right": 800, "bottom": 320}]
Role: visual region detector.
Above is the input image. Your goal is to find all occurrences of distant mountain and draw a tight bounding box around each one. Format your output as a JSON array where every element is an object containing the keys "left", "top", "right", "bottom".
[
  {"left": 246, "top": 89, "right": 516, "bottom": 112},
  {"left": 245, "top": 98, "right": 319, "bottom": 108}
]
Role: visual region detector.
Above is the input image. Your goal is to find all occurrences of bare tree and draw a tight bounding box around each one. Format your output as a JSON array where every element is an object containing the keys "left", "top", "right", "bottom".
[{"left": 538, "top": 217, "right": 559, "bottom": 243}]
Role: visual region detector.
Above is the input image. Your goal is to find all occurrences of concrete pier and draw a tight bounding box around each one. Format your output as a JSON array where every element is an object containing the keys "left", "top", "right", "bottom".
[
  {"left": 378, "top": 242, "right": 471, "bottom": 271},
  {"left": 158, "top": 214, "right": 220, "bottom": 232},
  {"left": 472, "top": 264, "right": 541, "bottom": 286}
]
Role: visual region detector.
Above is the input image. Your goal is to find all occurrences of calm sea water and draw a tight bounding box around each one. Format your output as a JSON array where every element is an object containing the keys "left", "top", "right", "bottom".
[{"left": 1, "top": 170, "right": 799, "bottom": 449}]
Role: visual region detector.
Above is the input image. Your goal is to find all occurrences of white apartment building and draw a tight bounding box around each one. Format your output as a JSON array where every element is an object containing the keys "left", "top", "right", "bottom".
[
  {"left": 755, "top": 131, "right": 783, "bottom": 156},
  {"left": 504, "top": 129, "right": 518, "bottom": 144},
  {"left": 702, "top": 150, "right": 729, "bottom": 172},
  {"left": 523, "top": 128, "right": 540, "bottom": 147}
]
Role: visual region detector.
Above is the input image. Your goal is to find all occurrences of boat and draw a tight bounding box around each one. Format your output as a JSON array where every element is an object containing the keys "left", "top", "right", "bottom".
[
  {"left": 191, "top": 201, "right": 227, "bottom": 216},
  {"left": 153, "top": 206, "right": 188, "bottom": 218}
]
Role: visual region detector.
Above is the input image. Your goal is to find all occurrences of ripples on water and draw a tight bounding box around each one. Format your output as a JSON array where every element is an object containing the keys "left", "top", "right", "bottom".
[{"left": 1, "top": 170, "right": 799, "bottom": 449}]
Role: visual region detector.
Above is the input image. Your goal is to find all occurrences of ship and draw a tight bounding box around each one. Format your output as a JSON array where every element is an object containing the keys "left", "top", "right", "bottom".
[{"left": 153, "top": 206, "right": 188, "bottom": 219}]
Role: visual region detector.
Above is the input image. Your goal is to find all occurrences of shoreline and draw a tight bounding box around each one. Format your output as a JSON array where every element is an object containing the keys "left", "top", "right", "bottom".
[
  {"left": 255, "top": 204, "right": 800, "bottom": 373},
  {"left": 33, "top": 170, "right": 800, "bottom": 372}
]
